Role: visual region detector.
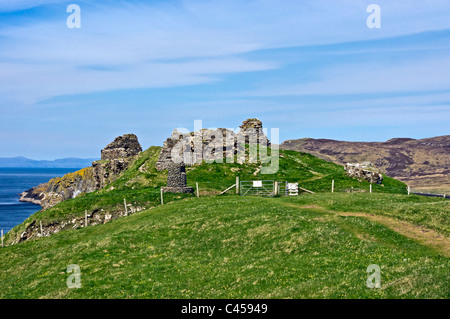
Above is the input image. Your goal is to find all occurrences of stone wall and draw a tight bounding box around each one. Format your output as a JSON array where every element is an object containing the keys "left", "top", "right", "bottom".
[
  {"left": 167, "top": 162, "right": 187, "bottom": 188},
  {"left": 156, "top": 118, "right": 270, "bottom": 171},
  {"left": 162, "top": 162, "right": 194, "bottom": 193},
  {"left": 345, "top": 163, "right": 383, "bottom": 184},
  {"left": 11, "top": 203, "right": 145, "bottom": 245}
]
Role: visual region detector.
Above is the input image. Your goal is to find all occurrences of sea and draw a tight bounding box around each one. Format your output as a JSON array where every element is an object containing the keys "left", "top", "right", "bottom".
[{"left": 0, "top": 168, "right": 79, "bottom": 234}]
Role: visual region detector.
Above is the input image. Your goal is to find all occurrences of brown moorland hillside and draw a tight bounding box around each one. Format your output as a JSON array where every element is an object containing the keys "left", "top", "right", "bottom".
[{"left": 281, "top": 135, "right": 450, "bottom": 194}]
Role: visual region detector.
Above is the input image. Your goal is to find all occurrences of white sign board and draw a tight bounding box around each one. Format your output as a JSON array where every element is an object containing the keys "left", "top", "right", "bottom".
[
  {"left": 288, "top": 183, "right": 298, "bottom": 190},
  {"left": 288, "top": 183, "right": 299, "bottom": 196},
  {"left": 253, "top": 181, "right": 263, "bottom": 187}
]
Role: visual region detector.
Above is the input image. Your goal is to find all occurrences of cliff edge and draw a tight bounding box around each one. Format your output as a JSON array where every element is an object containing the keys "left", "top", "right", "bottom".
[{"left": 19, "top": 134, "right": 142, "bottom": 210}]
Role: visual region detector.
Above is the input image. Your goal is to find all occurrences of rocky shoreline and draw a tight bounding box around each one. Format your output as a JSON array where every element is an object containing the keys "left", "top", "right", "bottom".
[
  {"left": 19, "top": 187, "right": 45, "bottom": 205},
  {"left": 18, "top": 134, "right": 142, "bottom": 210}
]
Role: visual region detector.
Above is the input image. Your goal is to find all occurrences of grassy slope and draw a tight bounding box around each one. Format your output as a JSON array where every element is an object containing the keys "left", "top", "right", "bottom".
[
  {"left": 0, "top": 194, "right": 448, "bottom": 299},
  {"left": 4, "top": 147, "right": 407, "bottom": 244},
  {"left": 187, "top": 149, "right": 407, "bottom": 194},
  {"left": 279, "top": 193, "right": 450, "bottom": 236},
  {"left": 3, "top": 147, "right": 194, "bottom": 243},
  {"left": 4, "top": 145, "right": 442, "bottom": 299}
]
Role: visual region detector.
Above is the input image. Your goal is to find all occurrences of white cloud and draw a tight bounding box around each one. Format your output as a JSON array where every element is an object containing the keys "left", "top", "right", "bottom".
[
  {"left": 239, "top": 56, "right": 450, "bottom": 97},
  {"left": 0, "top": 58, "right": 276, "bottom": 103},
  {"left": 0, "top": 0, "right": 450, "bottom": 104}
]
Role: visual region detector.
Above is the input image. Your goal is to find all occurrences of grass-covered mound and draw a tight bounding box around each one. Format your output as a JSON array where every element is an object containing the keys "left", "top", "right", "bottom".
[
  {"left": 97, "top": 145, "right": 407, "bottom": 195},
  {"left": 186, "top": 149, "right": 407, "bottom": 194},
  {"left": 4, "top": 146, "right": 407, "bottom": 245},
  {"left": 0, "top": 194, "right": 448, "bottom": 298}
]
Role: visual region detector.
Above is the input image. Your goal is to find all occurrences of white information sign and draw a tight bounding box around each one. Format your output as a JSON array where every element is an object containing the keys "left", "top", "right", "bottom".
[
  {"left": 288, "top": 183, "right": 298, "bottom": 190},
  {"left": 288, "top": 183, "right": 299, "bottom": 196}
]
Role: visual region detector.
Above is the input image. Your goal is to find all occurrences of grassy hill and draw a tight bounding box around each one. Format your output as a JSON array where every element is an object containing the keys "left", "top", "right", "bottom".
[
  {"left": 2, "top": 145, "right": 446, "bottom": 299},
  {"left": 3, "top": 146, "right": 407, "bottom": 244},
  {"left": 0, "top": 194, "right": 448, "bottom": 298}
]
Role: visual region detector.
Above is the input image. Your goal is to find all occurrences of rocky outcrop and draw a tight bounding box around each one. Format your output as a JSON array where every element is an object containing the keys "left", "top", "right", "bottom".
[
  {"left": 20, "top": 167, "right": 97, "bottom": 210},
  {"left": 156, "top": 119, "right": 270, "bottom": 171},
  {"left": 92, "top": 158, "right": 132, "bottom": 190},
  {"left": 345, "top": 163, "right": 383, "bottom": 184},
  {"left": 19, "top": 134, "right": 142, "bottom": 209},
  {"left": 101, "top": 134, "right": 142, "bottom": 160},
  {"left": 239, "top": 118, "right": 268, "bottom": 145}
]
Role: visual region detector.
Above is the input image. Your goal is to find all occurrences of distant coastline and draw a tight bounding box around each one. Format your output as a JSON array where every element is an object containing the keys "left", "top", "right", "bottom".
[
  {"left": 0, "top": 167, "right": 78, "bottom": 233},
  {"left": 0, "top": 156, "right": 98, "bottom": 168}
]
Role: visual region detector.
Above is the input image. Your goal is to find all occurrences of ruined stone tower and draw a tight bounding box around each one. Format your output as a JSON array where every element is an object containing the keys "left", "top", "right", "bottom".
[{"left": 162, "top": 162, "right": 194, "bottom": 193}]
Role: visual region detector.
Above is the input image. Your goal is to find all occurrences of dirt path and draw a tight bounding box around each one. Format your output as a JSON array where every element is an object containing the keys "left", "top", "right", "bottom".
[{"left": 281, "top": 203, "right": 450, "bottom": 257}]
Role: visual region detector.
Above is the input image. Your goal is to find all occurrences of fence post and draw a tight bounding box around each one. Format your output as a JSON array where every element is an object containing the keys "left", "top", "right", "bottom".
[
  {"left": 274, "top": 181, "right": 278, "bottom": 196},
  {"left": 370, "top": 184, "right": 372, "bottom": 193},
  {"left": 331, "top": 180, "right": 335, "bottom": 193},
  {"left": 85, "top": 210, "right": 88, "bottom": 227},
  {"left": 40, "top": 221, "right": 43, "bottom": 237},
  {"left": 124, "top": 198, "right": 128, "bottom": 216},
  {"left": 160, "top": 188, "right": 164, "bottom": 205},
  {"left": 236, "top": 176, "right": 240, "bottom": 195},
  {"left": 196, "top": 182, "right": 199, "bottom": 198},
  {"left": 408, "top": 185, "right": 410, "bottom": 195},
  {"left": 1, "top": 229, "right": 3, "bottom": 248}
]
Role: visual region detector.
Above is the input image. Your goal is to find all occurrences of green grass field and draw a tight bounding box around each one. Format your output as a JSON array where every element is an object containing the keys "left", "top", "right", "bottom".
[
  {"left": 4, "top": 147, "right": 407, "bottom": 245},
  {"left": 0, "top": 193, "right": 448, "bottom": 298},
  {"left": 1, "top": 145, "right": 447, "bottom": 299}
]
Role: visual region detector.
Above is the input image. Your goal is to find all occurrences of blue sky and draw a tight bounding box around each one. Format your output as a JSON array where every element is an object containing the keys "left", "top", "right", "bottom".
[{"left": 0, "top": 0, "right": 449, "bottom": 159}]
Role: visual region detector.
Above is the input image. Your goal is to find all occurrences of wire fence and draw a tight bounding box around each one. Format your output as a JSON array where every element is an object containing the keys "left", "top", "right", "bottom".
[
  {"left": 195, "top": 179, "right": 448, "bottom": 199},
  {"left": 237, "top": 180, "right": 409, "bottom": 197}
]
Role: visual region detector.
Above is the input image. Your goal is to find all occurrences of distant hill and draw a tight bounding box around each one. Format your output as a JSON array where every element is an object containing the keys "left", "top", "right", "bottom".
[
  {"left": 0, "top": 156, "right": 98, "bottom": 168},
  {"left": 281, "top": 135, "right": 450, "bottom": 193}
]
